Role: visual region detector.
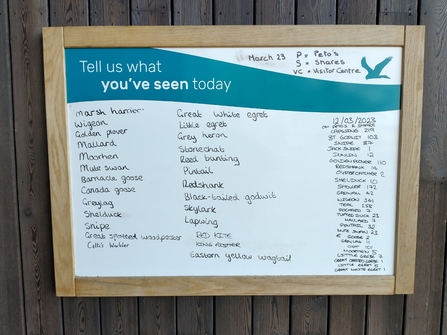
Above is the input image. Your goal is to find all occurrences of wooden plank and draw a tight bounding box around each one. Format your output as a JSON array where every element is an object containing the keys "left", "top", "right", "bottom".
[
  {"left": 331, "top": 3, "right": 375, "bottom": 334},
  {"left": 63, "top": 25, "right": 405, "bottom": 48},
  {"left": 46, "top": 0, "right": 91, "bottom": 282},
  {"left": 329, "top": 296, "right": 366, "bottom": 335},
  {"left": 171, "top": 4, "right": 213, "bottom": 335},
  {"left": 129, "top": 4, "right": 177, "bottom": 332},
  {"left": 367, "top": 11, "right": 419, "bottom": 335},
  {"left": 378, "top": 0, "right": 418, "bottom": 25},
  {"left": 139, "top": 297, "right": 176, "bottom": 335},
  {"left": 0, "top": 1, "right": 26, "bottom": 334},
  {"left": 131, "top": 0, "right": 171, "bottom": 25},
  {"left": 214, "top": 0, "right": 254, "bottom": 25},
  {"left": 442, "top": 198, "right": 447, "bottom": 333},
  {"left": 394, "top": 25, "right": 425, "bottom": 294},
  {"left": 255, "top": 0, "right": 294, "bottom": 24},
  {"left": 62, "top": 298, "right": 101, "bottom": 334},
  {"left": 90, "top": 0, "right": 130, "bottom": 25},
  {"left": 49, "top": 0, "right": 88, "bottom": 26},
  {"left": 173, "top": 0, "right": 212, "bottom": 25},
  {"left": 253, "top": 296, "right": 289, "bottom": 335},
  {"left": 289, "top": 4, "right": 334, "bottom": 333},
  {"left": 75, "top": 276, "right": 395, "bottom": 296},
  {"left": 251, "top": 5, "right": 291, "bottom": 334},
  {"left": 177, "top": 296, "right": 213, "bottom": 335},
  {"left": 47, "top": 0, "right": 103, "bottom": 328},
  {"left": 417, "top": 2, "right": 447, "bottom": 332},
  {"left": 130, "top": 0, "right": 177, "bottom": 335},
  {"left": 419, "top": 0, "right": 447, "bottom": 181},
  {"left": 290, "top": 296, "right": 328, "bottom": 335},
  {"left": 101, "top": 298, "right": 139, "bottom": 335},
  {"left": 366, "top": 295, "right": 404, "bottom": 334},
  {"left": 215, "top": 297, "right": 252, "bottom": 335},
  {"left": 128, "top": 6, "right": 176, "bottom": 334},
  {"left": 289, "top": 5, "right": 335, "bottom": 334},
  {"left": 337, "top": 0, "right": 377, "bottom": 24},
  {"left": 8, "top": 0, "right": 64, "bottom": 333},
  {"left": 405, "top": 182, "right": 446, "bottom": 334},
  {"left": 83, "top": 3, "right": 140, "bottom": 334},
  {"left": 438, "top": 0, "right": 447, "bottom": 308},
  {"left": 42, "top": 27, "right": 75, "bottom": 296},
  {"left": 186, "top": 7, "right": 253, "bottom": 335},
  {"left": 297, "top": 0, "right": 336, "bottom": 24}
]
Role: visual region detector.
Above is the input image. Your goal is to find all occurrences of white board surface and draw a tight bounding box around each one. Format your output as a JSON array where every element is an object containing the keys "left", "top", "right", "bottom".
[{"left": 65, "top": 46, "right": 402, "bottom": 277}]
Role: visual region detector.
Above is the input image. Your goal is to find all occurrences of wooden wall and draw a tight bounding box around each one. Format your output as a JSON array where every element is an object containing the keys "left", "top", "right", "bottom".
[{"left": 0, "top": 0, "right": 445, "bottom": 334}]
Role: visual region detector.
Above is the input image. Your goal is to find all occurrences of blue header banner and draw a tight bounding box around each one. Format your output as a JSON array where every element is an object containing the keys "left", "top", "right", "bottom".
[{"left": 65, "top": 48, "right": 401, "bottom": 112}]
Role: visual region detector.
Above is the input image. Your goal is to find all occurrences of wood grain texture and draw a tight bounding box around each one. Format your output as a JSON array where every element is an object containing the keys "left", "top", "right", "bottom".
[
  {"left": 419, "top": 0, "right": 447, "bottom": 181},
  {"left": 8, "top": 0, "right": 64, "bottom": 333},
  {"left": 64, "top": 0, "right": 138, "bottom": 334},
  {"left": 440, "top": 1, "right": 447, "bottom": 335},
  {"left": 394, "top": 25, "right": 425, "bottom": 294},
  {"left": 63, "top": 25, "right": 405, "bottom": 48},
  {"left": 209, "top": 4, "right": 254, "bottom": 335},
  {"left": 253, "top": 296, "right": 289, "bottom": 335},
  {"left": 101, "top": 297, "right": 139, "bottom": 335},
  {"left": 337, "top": 0, "right": 378, "bottom": 24},
  {"left": 62, "top": 298, "right": 101, "bottom": 334},
  {"left": 214, "top": 0, "right": 254, "bottom": 24},
  {"left": 367, "top": 10, "right": 420, "bottom": 335},
  {"left": 297, "top": 0, "right": 336, "bottom": 24},
  {"left": 139, "top": 297, "right": 176, "bottom": 335},
  {"left": 329, "top": 296, "right": 366, "bottom": 335},
  {"left": 128, "top": 3, "right": 174, "bottom": 333},
  {"left": 289, "top": 3, "right": 334, "bottom": 333},
  {"left": 379, "top": 0, "right": 418, "bottom": 25},
  {"left": 290, "top": 296, "right": 328, "bottom": 335},
  {"left": 172, "top": 5, "right": 213, "bottom": 335},
  {"left": 173, "top": 0, "right": 212, "bottom": 25},
  {"left": 49, "top": 0, "right": 88, "bottom": 26},
  {"left": 404, "top": 182, "right": 446, "bottom": 334},
  {"left": 131, "top": 0, "right": 171, "bottom": 25},
  {"left": 87, "top": 3, "right": 139, "bottom": 334},
  {"left": 332, "top": 2, "right": 375, "bottom": 334},
  {"left": 48, "top": 0, "right": 110, "bottom": 331},
  {"left": 128, "top": 2, "right": 174, "bottom": 333},
  {"left": 442, "top": 187, "right": 447, "bottom": 335},
  {"left": 177, "top": 296, "right": 213, "bottom": 335},
  {"left": 42, "top": 27, "right": 75, "bottom": 296},
  {"left": 366, "top": 295, "right": 404, "bottom": 335},
  {"left": 46, "top": 0, "right": 89, "bottom": 292},
  {"left": 1, "top": 1, "right": 444, "bottom": 334},
  {"left": 90, "top": 0, "right": 130, "bottom": 25},
  {"left": 75, "top": 276, "right": 395, "bottom": 296},
  {"left": 0, "top": 0, "right": 26, "bottom": 334},
  {"left": 252, "top": 4, "right": 291, "bottom": 334},
  {"left": 255, "top": 0, "right": 294, "bottom": 24},
  {"left": 215, "top": 296, "right": 252, "bottom": 335}
]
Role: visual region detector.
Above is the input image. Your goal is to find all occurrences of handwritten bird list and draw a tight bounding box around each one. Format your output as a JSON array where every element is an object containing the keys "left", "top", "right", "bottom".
[{"left": 67, "top": 47, "right": 401, "bottom": 277}]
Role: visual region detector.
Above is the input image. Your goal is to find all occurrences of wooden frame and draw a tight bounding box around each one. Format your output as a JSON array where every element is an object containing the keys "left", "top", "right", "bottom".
[{"left": 43, "top": 25, "right": 424, "bottom": 297}]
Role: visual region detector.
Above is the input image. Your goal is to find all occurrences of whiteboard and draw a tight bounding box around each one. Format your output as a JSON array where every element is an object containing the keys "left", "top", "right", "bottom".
[
  {"left": 42, "top": 25, "right": 424, "bottom": 296},
  {"left": 66, "top": 47, "right": 401, "bottom": 277}
]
